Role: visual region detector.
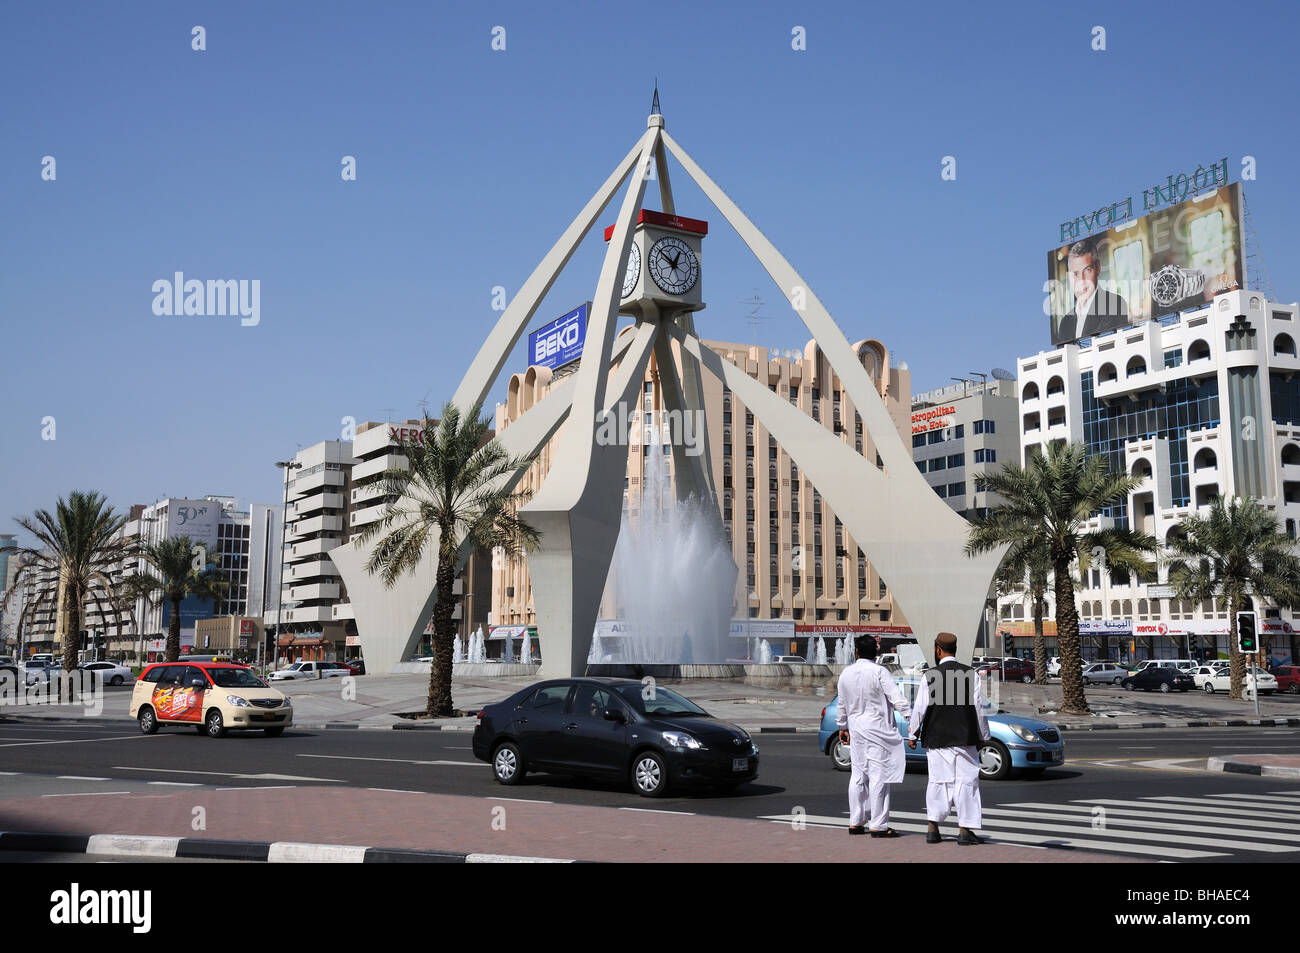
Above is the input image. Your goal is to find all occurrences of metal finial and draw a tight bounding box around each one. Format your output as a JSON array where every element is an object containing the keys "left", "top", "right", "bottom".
[{"left": 651, "top": 82, "right": 661, "bottom": 115}]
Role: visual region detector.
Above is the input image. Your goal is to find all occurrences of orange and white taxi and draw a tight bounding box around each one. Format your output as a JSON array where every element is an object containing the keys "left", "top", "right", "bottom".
[{"left": 130, "top": 661, "right": 292, "bottom": 737}]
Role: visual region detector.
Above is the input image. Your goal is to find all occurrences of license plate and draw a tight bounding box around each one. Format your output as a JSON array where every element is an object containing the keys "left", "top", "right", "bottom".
[
  {"left": 257, "top": 713, "right": 274, "bottom": 721},
  {"left": 732, "top": 758, "right": 749, "bottom": 772}
]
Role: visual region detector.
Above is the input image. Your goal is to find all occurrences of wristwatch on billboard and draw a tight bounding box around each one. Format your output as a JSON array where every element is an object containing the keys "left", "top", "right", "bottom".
[{"left": 1148, "top": 264, "right": 1206, "bottom": 308}]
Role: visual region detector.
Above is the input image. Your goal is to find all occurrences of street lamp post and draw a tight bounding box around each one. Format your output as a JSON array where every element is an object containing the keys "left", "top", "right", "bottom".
[
  {"left": 134, "top": 516, "right": 158, "bottom": 665},
  {"left": 272, "top": 461, "right": 302, "bottom": 673}
]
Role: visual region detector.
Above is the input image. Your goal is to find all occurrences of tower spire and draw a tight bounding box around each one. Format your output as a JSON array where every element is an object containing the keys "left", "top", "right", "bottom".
[{"left": 651, "top": 81, "right": 661, "bottom": 116}]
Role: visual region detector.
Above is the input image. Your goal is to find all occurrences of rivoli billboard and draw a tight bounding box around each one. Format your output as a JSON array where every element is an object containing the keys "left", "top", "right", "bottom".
[{"left": 1046, "top": 183, "right": 1244, "bottom": 346}]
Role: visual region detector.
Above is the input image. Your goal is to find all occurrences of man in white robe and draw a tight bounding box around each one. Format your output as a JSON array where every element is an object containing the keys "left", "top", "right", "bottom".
[
  {"left": 836, "top": 634, "right": 912, "bottom": 837},
  {"left": 907, "top": 631, "right": 990, "bottom": 845}
]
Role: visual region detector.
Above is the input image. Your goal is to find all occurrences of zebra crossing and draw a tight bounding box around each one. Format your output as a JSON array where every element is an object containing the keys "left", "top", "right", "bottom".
[{"left": 758, "top": 788, "right": 1300, "bottom": 860}]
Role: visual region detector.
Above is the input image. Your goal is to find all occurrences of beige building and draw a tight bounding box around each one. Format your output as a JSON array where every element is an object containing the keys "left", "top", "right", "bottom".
[
  {"left": 194, "top": 616, "right": 264, "bottom": 657},
  {"left": 491, "top": 334, "right": 914, "bottom": 639}
]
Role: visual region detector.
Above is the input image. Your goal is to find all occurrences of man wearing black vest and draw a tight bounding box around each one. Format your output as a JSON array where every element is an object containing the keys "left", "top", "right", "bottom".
[{"left": 907, "top": 631, "right": 990, "bottom": 845}]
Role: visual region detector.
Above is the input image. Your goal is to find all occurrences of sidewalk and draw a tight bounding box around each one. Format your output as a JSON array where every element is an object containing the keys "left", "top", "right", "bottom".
[
  {"left": 2, "top": 672, "right": 1297, "bottom": 733},
  {"left": 0, "top": 786, "right": 1128, "bottom": 863}
]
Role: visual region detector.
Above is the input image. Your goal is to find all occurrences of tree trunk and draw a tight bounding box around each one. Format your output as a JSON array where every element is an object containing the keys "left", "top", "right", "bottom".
[
  {"left": 1032, "top": 591, "right": 1047, "bottom": 685},
  {"left": 1054, "top": 560, "right": 1089, "bottom": 714},
  {"left": 426, "top": 534, "right": 458, "bottom": 717},
  {"left": 166, "top": 596, "right": 182, "bottom": 662},
  {"left": 63, "top": 595, "right": 82, "bottom": 672},
  {"left": 1228, "top": 594, "right": 1243, "bottom": 702}
]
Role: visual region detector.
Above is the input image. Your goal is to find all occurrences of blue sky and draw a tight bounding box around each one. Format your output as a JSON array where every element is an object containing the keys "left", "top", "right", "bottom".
[{"left": 3, "top": 0, "right": 1299, "bottom": 538}]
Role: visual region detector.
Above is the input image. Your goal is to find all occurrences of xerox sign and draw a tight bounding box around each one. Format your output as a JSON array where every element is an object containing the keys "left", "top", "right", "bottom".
[{"left": 528, "top": 303, "right": 588, "bottom": 370}]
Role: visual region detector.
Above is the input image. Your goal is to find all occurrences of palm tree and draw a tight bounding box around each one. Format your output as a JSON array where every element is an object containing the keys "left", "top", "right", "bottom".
[
  {"left": 966, "top": 442, "right": 1157, "bottom": 714},
  {"left": 356, "top": 401, "right": 540, "bottom": 717},
  {"left": 13, "top": 491, "right": 134, "bottom": 671},
  {"left": 120, "top": 536, "right": 230, "bottom": 663},
  {"left": 1165, "top": 496, "right": 1300, "bottom": 701},
  {"left": 993, "top": 542, "right": 1053, "bottom": 683}
]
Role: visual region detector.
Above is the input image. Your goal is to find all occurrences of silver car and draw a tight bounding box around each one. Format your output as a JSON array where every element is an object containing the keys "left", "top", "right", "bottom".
[{"left": 1081, "top": 662, "right": 1125, "bottom": 685}]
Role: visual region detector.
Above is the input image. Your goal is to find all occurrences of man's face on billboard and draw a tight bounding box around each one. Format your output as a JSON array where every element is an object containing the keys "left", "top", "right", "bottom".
[{"left": 1069, "top": 252, "right": 1098, "bottom": 304}]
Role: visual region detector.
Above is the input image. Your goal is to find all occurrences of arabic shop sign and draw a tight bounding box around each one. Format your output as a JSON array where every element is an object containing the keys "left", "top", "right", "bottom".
[{"left": 1058, "top": 157, "right": 1229, "bottom": 244}]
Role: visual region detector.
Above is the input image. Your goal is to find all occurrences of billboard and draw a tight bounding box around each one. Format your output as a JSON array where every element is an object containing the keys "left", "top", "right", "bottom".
[
  {"left": 168, "top": 499, "right": 220, "bottom": 549},
  {"left": 528, "top": 303, "right": 588, "bottom": 371},
  {"left": 1047, "top": 183, "right": 1244, "bottom": 346}
]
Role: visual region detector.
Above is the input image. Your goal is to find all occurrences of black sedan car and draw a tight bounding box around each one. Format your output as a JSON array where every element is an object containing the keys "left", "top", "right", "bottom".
[
  {"left": 1121, "top": 667, "right": 1194, "bottom": 693},
  {"left": 472, "top": 677, "right": 759, "bottom": 797}
]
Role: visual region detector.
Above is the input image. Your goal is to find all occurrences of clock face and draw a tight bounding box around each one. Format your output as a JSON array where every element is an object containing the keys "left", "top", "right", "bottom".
[
  {"left": 621, "top": 242, "right": 641, "bottom": 299},
  {"left": 648, "top": 235, "right": 699, "bottom": 296}
]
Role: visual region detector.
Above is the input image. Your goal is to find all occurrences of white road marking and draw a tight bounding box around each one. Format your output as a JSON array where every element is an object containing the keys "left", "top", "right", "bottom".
[
  {"left": 1005, "top": 801, "right": 1300, "bottom": 832},
  {"left": 42, "top": 791, "right": 132, "bottom": 797},
  {"left": 0, "top": 734, "right": 142, "bottom": 748},
  {"left": 618, "top": 807, "right": 696, "bottom": 816},
  {"left": 297, "top": 753, "right": 479, "bottom": 766},
  {"left": 56, "top": 775, "right": 109, "bottom": 781},
  {"left": 489, "top": 797, "right": 554, "bottom": 804},
  {"left": 112, "top": 766, "right": 342, "bottom": 782},
  {"left": 981, "top": 806, "right": 1300, "bottom": 843},
  {"left": 1137, "top": 795, "right": 1300, "bottom": 815},
  {"left": 148, "top": 781, "right": 202, "bottom": 787}
]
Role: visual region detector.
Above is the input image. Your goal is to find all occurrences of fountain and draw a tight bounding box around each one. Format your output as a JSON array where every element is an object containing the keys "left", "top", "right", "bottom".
[
  {"left": 503, "top": 628, "right": 515, "bottom": 663},
  {"left": 835, "top": 637, "right": 852, "bottom": 666},
  {"left": 452, "top": 635, "right": 463, "bottom": 664},
  {"left": 595, "top": 440, "right": 737, "bottom": 664},
  {"left": 757, "top": 640, "right": 773, "bottom": 665},
  {"left": 521, "top": 628, "right": 533, "bottom": 664}
]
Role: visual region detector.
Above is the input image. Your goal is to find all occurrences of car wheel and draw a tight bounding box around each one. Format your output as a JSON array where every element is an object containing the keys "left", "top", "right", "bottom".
[
  {"left": 978, "top": 739, "right": 1012, "bottom": 781},
  {"left": 1113, "top": 677, "right": 1123, "bottom": 685},
  {"left": 264, "top": 727, "right": 285, "bottom": 737},
  {"left": 632, "top": 750, "right": 670, "bottom": 797},
  {"left": 1021, "top": 674, "right": 1033, "bottom": 684},
  {"left": 204, "top": 709, "right": 226, "bottom": 738},
  {"left": 1082, "top": 677, "right": 1091, "bottom": 686},
  {"left": 830, "top": 735, "right": 851, "bottom": 772},
  {"left": 492, "top": 741, "right": 526, "bottom": 785},
  {"left": 1203, "top": 683, "right": 1215, "bottom": 694},
  {"left": 1122, "top": 680, "right": 1134, "bottom": 690},
  {"left": 138, "top": 706, "right": 158, "bottom": 735},
  {"left": 1159, "top": 682, "right": 1171, "bottom": 694},
  {"left": 110, "top": 675, "right": 123, "bottom": 686},
  {"left": 1289, "top": 684, "right": 1299, "bottom": 695}
]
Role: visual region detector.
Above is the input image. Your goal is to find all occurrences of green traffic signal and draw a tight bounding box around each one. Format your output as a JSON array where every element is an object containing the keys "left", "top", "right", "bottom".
[{"left": 1236, "top": 611, "right": 1257, "bottom": 653}]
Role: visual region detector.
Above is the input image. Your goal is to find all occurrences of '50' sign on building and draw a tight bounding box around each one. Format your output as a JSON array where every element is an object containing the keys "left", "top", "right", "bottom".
[{"left": 175, "top": 505, "right": 209, "bottom": 526}]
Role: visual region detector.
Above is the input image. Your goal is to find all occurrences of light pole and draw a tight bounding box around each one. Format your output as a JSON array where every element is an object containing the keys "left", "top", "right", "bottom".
[
  {"left": 272, "top": 461, "right": 302, "bottom": 673},
  {"left": 134, "top": 516, "right": 158, "bottom": 665}
]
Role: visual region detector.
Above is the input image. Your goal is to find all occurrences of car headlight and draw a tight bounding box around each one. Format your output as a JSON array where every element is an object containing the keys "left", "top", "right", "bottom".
[
  {"left": 226, "top": 695, "right": 250, "bottom": 707},
  {"left": 1006, "top": 723, "right": 1041, "bottom": 743},
  {"left": 662, "top": 731, "right": 704, "bottom": 750},
  {"left": 281, "top": 696, "right": 291, "bottom": 707}
]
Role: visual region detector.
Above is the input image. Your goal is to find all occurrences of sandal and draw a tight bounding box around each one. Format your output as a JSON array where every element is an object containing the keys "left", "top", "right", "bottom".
[{"left": 869, "top": 828, "right": 902, "bottom": 838}]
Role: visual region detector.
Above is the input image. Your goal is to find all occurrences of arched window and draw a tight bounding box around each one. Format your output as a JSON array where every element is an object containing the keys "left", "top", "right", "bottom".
[
  {"left": 1138, "top": 599, "right": 1149, "bottom": 619},
  {"left": 1122, "top": 599, "right": 1133, "bottom": 617},
  {"left": 1275, "top": 333, "right": 1296, "bottom": 357},
  {"left": 1131, "top": 458, "right": 1153, "bottom": 479},
  {"left": 1126, "top": 356, "right": 1146, "bottom": 376},
  {"left": 1193, "top": 447, "right": 1217, "bottom": 471},
  {"left": 1188, "top": 339, "right": 1211, "bottom": 361},
  {"left": 1022, "top": 381, "right": 1040, "bottom": 401},
  {"left": 1097, "top": 363, "right": 1118, "bottom": 384},
  {"left": 1110, "top": 600, "right": 1121, "bottom": 617},
  {"left": 1284, "top": 444, "right": 1300, "bottom": 466},
  {"left": 1047, "top": 375, "right": 1065, "bottom": 396}
]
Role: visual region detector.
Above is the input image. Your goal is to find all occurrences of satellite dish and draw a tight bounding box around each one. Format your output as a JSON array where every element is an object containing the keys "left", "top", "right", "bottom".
[{"left": 991, "top": 367, "right": 1015, "bottom": 381}]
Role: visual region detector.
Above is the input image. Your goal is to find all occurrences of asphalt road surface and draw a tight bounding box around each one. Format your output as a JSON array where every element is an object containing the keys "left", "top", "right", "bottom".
[{"left": 1, "top": 719, "right": 1299, "bottom": 863}]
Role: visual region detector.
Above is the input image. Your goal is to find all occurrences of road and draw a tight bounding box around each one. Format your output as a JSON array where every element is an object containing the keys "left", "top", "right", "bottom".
[{"left": 1, "top": 720, "right": 1298, "bottom": 863}]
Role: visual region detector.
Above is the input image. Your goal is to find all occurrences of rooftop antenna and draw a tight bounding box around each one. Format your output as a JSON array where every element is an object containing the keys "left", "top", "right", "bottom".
[
  {"left": 651, "top": 81, "right": 661, "bottom": 116},
  {"left": 379, "top": 407, "right": 397, "bottom": 423},
  {"left": 740, "top": 292, "right": 771, "bottom": 345}
]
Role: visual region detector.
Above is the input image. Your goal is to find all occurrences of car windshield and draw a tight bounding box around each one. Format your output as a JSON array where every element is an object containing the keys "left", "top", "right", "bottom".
[
  {"left": 616, "top": 685, "right": 708, "bottom": 717},
  {"left": 207, "top": 668, "right": 268, "bottom": 688}
]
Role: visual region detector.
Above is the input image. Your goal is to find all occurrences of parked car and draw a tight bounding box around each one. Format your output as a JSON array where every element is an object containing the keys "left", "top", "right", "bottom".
[
  {"left": 817, "top": 692, "right": 1065, "bottom": 781},
  {"left": 774, "top": 655, "right": 806, "bottom": 664},
  {"left": 21, "top": 659, "right": 58, "bottom": 685},
  {"left": 1134, "top": 659, "right": 1197, "bottom": 673},
  {"left": 1272, "top": 664, "right": 1300, "bottom": 694},
  {"left": 130, "top": 661, "right": 292, "bottom": 736},
  {"left": 1200, "top": 667, "right": 1276, "bottom": 695},
  {"left": 268, "top": 661, "right": 342, "bottom": 680},
  {"left": 1080, "top": 662, "right": 1126, "bottom": 685},
  {"left": 1121, "top": 668, "right": 1194, "bottom": 692},
  {"left": 978, "top": 657, "right": 1037, "bottom": 683},
  {"left": 472, "top": 677, "right": 758, "bottom": 797},
  {"left": 77, "top": 661, "right": 134, "bottom": 686}
]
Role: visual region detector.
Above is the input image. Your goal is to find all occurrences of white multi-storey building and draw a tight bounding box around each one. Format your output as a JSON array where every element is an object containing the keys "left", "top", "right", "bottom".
[{"left": 1004, "top": 289, "right": 1300, "bottom": 664}]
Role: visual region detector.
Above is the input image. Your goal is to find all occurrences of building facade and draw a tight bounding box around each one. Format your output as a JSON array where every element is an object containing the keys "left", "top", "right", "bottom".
[
  {"left": 1004, "top": 288, "right": 1300, "bottom": 664},
  {"left": 910, "top": 377, "right": 1020, "bottom": 519},
  {"left": 491, "top": 334, "right": 917, "bottom": 657}
]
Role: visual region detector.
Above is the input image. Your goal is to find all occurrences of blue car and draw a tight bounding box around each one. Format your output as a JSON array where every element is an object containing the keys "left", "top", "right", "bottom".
[{"left": 817, "top": 689, "right": 1066, "bottom": 780}]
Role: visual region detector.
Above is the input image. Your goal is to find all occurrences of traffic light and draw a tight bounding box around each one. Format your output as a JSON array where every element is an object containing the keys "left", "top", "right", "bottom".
[{"left": 1236, "top": 611, "right": 1258, "bottom": 654}]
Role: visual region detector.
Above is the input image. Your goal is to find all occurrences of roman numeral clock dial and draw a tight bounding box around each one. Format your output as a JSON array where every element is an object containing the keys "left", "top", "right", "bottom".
[
  {"left": 621, "top": 242, "right": 641, "bottom": 298},
  {"left": 648, "top": 236, "right": 699, "bottom": 295}
]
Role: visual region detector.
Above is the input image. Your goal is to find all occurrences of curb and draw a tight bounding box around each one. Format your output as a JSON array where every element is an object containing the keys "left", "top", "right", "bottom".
[
  {"left": 1206, "top": 757, "right": 1300, "bottom": 779},
  {"left": 0, "top": 831, "right": 579, "bottom": 863}
]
